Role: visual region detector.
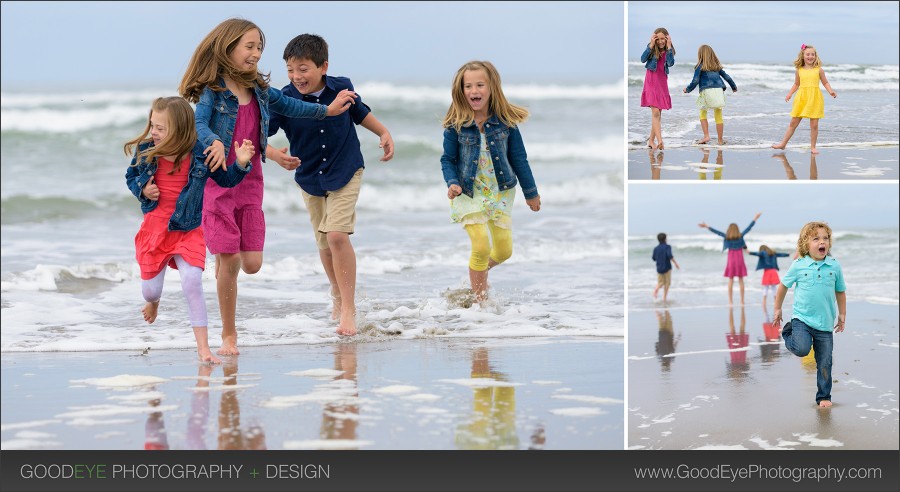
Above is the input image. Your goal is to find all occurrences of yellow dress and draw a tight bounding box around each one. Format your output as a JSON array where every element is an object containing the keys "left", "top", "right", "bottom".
[{"left": 791, "top": 67, "right": 825, "bottom": 119}]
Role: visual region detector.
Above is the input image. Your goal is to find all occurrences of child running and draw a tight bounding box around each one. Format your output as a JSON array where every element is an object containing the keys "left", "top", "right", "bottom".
[
  {"left": 748, "top": 244, "right": 792, "bottom": 307},
  {"left": 772, "top": 44, "right": 837, "bottom": 154},
  {"left": 125, "top": 97, "right": 254, "bottom": 364},
  {"left": 683, "top": 44, "right": 737, "bottom": 145},
  {"left": 267, "top": 33, "right": 394, "bottom": 336},
  {"left": 640, "top": 28, "right": 675, "bottom": 151},
  {"left": 652, "top": 232, "right": 680, "bottom": 303},
  {"left": 772, "top": 222, "right": 846, "bottom": 408},
  {"left": 440, "top": 60, "right": 541, "bottom": 303},
  {"left": 178, "top": 18, "right": 356, "bottom": 354},
  {"left": 698, "top": 212, "right": 762, "bottom": 305}
]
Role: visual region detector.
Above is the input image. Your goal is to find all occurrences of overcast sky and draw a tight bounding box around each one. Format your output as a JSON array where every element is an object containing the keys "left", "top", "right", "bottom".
[
  {"left": 628, "top": 183, "right": 900, "bottom": 235},
  {"left": 628, "top": 1, "right": 900, "bottom": 65},
  {"left": 1, "top": 1, "right": 623, "bottom": 90}
]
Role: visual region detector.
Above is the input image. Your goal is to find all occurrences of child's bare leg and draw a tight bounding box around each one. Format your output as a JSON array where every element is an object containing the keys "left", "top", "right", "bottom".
[
  {"left": 727, "top": 277, "right": 734, "bottom": 305},
  {"left": 141, "top": 270, "right": 165, "bottom": 324},
  {"left": 650, "top": 107, "right": 662, "bottom": 150},
  {"left": 327, "top": 232, "right": 357, "bottom": 336},
  {"left": 663, "top": 284, "right": 670, "bottom": 303},
  {"left": 699, "top": 118, "right": 710, "bottom": 144},
  {"left": 193, "top": 326, "right": 221, "bottom": 364},
  {"left": 215, "top": 253, "right": 242, "bottom": 355},
  {"left": 240, "top": 250, "right": 263, "bottom": 275},
  {"left": 738, "top": 277, "right": 745, "bottom": 305},
  {"left": 809, "top": 118, "right": 820, "bottom": 154},
  {"left": 469, "top": 268, "right": 489, "bottom": 302},
  {"left": 652, "top": 284, "right": 660, "bottom": 299},
  {"left": 142, "top": 301, "right": 160, "bottom": 323},
  {"left": 716, "top": 123, "right": 725, "bottom": 145},
  {"left": 319, "top": 248, "right": 341, "bottom": 321},
  {"left": 772, "top": 117, "right": 802, "bottom": 149}
]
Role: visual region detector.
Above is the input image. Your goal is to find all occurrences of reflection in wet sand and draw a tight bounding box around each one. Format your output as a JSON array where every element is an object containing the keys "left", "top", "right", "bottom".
[{"left": 454, "top": 348, "right": 520, "bottom": 450}]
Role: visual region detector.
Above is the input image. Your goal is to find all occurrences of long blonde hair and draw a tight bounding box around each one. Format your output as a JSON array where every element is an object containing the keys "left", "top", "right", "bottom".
[
  {"left": 793, "top": 44, "right": 822, "bottom": 69},
  {"left": 650, "top": 27, "right": 675, "bottom": 61},
  {"left": 695, "top": 44, "right": 722, "bottom": 72},
  {"left": 179, "top": 18, "right": 270, "bottom": 104},
  {"left": 725, "top": 223, "right": 741, "bottom": 240},
  {"left": 124, "top": 97, "right": 196, "bottom": 174},
  {"left": 442, "top": 60, "right": 529, "bottom": 132},
  {"left": 796, "top": 221, "right": 832, "bottom": 257}
]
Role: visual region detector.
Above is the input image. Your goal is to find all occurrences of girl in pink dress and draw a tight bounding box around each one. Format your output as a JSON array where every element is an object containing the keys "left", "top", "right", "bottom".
[
  {"left": 640, "top": 27, "right": 675, "bottom": 151},
  {"left": 698, "top": 212, "right": 762, "bottom": 306}
]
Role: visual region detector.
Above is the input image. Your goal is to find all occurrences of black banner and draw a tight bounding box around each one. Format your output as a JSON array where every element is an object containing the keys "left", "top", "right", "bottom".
[{"left": 1, "top": 450, "right": 898, "bottom": 492}]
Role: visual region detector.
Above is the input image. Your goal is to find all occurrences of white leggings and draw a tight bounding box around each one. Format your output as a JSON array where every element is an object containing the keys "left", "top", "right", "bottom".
[
  {"left": 142, "top": 255, "right": 208, "bottom": 327},
  {"left": 761, "top": 284, "right": 776, "bottom": 297}
]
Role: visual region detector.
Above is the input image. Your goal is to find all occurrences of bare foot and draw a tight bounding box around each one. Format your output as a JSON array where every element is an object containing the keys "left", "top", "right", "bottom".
[
  {"left": 658, "top": 142, "right": 665, "bottom": 150},
  {"left": 772, "top": 143, "right": 786, "bottom": 150},
  {"left": 810, "top": 148, "right": 820, "bottom": 154},
  {"left": 697, "top": 137, "right": 710, "bottom": 144},
  {"left": 336, "top": 310, "right": 357, "bottom": 336},
  {"left": 717, "top": 140, "right": 727, "bottom": 145},
  {"left": 650, "top": 142, "right": 659, "bottom": 152},
  {"left": 652, "top": 288, "right": 659, "bottom": 299},
  {"left": 217, "top": 336, "right": 240, "bottom": 356},
  {"left": 142, "top": 301, "right": 160, "bottom": 324},
  {"left": 330, "top": 289, "right": 342, "bottom": 321},
  {"left": 198, "top": 348, "right": 222, "bottom": 364},
  {"left": 818, "top": 400, "right": 832, "bottom": 408}
]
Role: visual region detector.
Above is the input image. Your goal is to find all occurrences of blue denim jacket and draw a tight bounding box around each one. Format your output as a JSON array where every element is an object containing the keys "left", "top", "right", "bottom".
[
  {"left": 194, "top": 79, "right": 328, "bottom": 164},
  {"left": 641, "top": 46, "right": 674, "bottom": 75},
  {"left": 125, "top": 141, "right": 251, "bottom": 231},
  {"left": 748, "top": 250, "right": 790, "bottom": 271},
  {"left": 685, "top": 66, "right": 737, "bottom": 93},
  {"left": 440, "top": 115, "right": 538, "bottom": 200},
  {"left": 708, "top": 220, "right": 755, "bottom": 251}
]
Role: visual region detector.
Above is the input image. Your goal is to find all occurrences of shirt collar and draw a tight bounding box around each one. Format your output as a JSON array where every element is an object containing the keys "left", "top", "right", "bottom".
[{"left": 798, "top": 255, "right": 835, "bottom": 267}]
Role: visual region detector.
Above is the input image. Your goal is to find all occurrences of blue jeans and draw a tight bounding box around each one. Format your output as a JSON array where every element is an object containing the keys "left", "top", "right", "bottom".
[{"left": 782, "top": 318, "right": 834, "bottom": 403}]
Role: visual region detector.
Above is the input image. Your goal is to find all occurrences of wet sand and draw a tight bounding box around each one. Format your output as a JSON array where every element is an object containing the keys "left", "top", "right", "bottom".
[
  {"left": 1, "top": 337, "right": 623, "bottom": 450},
  {"left": 628, "top": 145, "right": 899, "bottom": 180},
  {"left": 628, "top": 301, "right": 899, "bottom": 449}
]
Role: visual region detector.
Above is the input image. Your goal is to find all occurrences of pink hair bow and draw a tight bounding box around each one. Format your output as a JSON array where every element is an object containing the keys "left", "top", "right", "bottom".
[{"left": 800, "top": 43, "right": 807, "bottom": 50}]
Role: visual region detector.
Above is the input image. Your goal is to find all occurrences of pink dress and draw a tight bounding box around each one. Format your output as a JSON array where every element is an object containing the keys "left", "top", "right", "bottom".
[
  {"left": 722, "top": 248, "right": 748, "bottom": 278},
  {"left": 202, "top": 98, "right": 265, "bottom": 254},
  {"left": 134, "top": 156, "right": 207, "bottom": 280},
  {"left": 640, "top": 50, "right": 672, "bottom": 110}
]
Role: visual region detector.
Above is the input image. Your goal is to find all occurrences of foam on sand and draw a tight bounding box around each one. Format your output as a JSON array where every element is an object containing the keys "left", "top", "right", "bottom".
[{"left": 71, "top": 375, "right": 168, "bottom": 388}]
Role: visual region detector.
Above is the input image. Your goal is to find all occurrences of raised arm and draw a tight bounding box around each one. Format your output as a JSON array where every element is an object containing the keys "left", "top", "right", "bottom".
[{"left": 819, "top": 68, "right": 837, "bottom": 98}]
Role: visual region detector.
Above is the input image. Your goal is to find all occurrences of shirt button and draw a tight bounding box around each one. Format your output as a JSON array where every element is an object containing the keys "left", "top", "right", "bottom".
[
  {"left": 320, "top": 129, "right": 324, "bottom": 133},
  {"left": 319, "top": 171, "right": 323, "bottom": 174},
  {"left": 485, "top": 124, "right": 490, "bottom": 128},
  {"left": 322, "top": 158, "right": 327, "bottom": 162},
  {"left": 316, "top": 99, "right": 320, "bottom": 103},
  {"left": 322, "top": 145, "right": 326, "bottom": 149}
]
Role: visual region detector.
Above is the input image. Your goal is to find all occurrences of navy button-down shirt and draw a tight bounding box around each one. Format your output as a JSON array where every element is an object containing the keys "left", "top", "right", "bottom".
[{"left": 269, "top": 76, "right": 371, "bottom": 196}]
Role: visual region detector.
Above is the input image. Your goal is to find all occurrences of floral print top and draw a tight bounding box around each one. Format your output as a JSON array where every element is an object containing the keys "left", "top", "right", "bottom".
[{"left": 450, "top": 132, "right": 515, "bottom": 228}]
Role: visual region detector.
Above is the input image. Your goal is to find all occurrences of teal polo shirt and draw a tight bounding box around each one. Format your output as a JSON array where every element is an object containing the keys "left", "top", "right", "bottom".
[{"left": 781, "top": 255, "right": 846, "bottom": 331}]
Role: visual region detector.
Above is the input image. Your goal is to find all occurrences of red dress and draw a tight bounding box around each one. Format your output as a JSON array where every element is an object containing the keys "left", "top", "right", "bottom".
[{"left": 134, "top": 157, "right": 207, "bottom": 280}]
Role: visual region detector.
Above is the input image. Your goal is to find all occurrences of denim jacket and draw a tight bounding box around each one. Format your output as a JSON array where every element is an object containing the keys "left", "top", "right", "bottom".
[
  {"left": 641, "top": 46, "right": 674, "bottom": 75},
  {"left": 685, "top": 66, "right": 737, "bottom": 93},
  {"left": 125, "top": 141, "right": 251, "bottom": 231},
  {"left": 709, "top": 220, "right": 755, "bottom": 251},
  {"left": 440, "top": 115, "right": 538, "bottom": 200},
  {"left": 194, "top": 79, "right": 328, "bottom": 164},
  {"left": 748, "top": 250, "right": 790, "bottom": 271}
]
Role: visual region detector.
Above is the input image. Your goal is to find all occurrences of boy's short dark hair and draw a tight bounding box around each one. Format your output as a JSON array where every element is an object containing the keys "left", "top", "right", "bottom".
[
  {"left": 657, "top": 233, "right": 667, "bottom": 243},
  {"left": 283, "top": 33, "right": 328, "bottom": 66}
]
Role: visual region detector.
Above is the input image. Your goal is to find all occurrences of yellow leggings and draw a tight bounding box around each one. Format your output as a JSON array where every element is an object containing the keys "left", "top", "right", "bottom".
[
  {"left": 699, "top": 108, "right": 723, "bottom": 124},
  {"left": 464, "top": 222, "right": 513, "bottom": 271}
]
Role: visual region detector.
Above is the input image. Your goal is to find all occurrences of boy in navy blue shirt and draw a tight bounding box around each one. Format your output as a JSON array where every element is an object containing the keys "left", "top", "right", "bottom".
[
  {"left": 268, "top": 34, "right": 394, "bottom": 337},
  {"left": 652, "top": 233, "right": 680, "bottom": 303}
]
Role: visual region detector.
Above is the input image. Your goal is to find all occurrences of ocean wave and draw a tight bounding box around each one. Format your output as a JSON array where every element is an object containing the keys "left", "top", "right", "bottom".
[{"left": 356, "top": 81, "right": 625, "bottom": 102}]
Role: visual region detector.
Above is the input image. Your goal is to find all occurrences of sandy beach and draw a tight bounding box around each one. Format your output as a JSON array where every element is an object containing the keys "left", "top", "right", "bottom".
[
  {"left": 1, "top": 337, "right": 623, "bottom": 450},
  {"left": 628, "top": 145, "right": 900, "bottom": 180},
  {"left": 628, "top": 301, "right": 899, "bottom": 450}
]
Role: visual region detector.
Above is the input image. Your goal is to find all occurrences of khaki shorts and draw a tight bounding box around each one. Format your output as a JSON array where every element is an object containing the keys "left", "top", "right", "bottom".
[
  {"left": 301, "top": 168, "right": 363, "bottom": 250},
  {"left": 656, "top": 271, "right": 672, "bottom": 288}
]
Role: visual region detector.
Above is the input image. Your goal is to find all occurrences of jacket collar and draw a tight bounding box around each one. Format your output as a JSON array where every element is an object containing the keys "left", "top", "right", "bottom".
[{"left": 462, "top": 114, "right": 501, "bottom": 129}]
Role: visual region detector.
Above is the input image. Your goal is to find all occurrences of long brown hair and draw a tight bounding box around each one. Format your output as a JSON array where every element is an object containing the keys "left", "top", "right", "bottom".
[
  {"left": 695, "top": 44, "right": 722, "bottom": 72},
  {"left": 442, "top": 60, "right": 529, "bottom": 132},
  {"left": 725, "top": 223, "right": 741, "bottom": 240},
  {"left": 124, "top": 97, "right": 196, "bottom": 174},
  {"left": 759, "top": 245, "right": 776, "bottom": 256},
  {"left": 179, "top": 18, "right": 270, "bottom": 104},
  {"left": 650, "top": 27, "right": 675, "bottom": 61}
]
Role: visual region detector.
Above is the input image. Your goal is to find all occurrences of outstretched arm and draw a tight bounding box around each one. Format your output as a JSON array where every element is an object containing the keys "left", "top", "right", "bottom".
[
  {"left": 820, "top": 69, "right": 837, "bottom": 98},
  {"left": 360, "top": 113, "right": 394, "bottom": 161}
]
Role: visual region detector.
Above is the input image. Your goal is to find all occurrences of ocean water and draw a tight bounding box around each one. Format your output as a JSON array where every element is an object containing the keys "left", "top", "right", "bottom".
[
  {"left": 0, "top": 81, "right": 625, "bottom": 352},
  {"left": 628, "top": 61, "right": 900, "bottom": 150},
  {"left": 628, "top": 228, "right": 900, "bottom": 310}
]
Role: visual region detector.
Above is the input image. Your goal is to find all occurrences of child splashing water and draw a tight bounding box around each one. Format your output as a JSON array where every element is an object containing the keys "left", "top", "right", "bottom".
[
  {"left": 772, "top": 44, "right": 837, "bottom": 154},
  {"left": 125, "top": 97, "right": 254, "bottom": 364},
  {"left": 440, "top": 61, "right": 541, "bottom": 303}
]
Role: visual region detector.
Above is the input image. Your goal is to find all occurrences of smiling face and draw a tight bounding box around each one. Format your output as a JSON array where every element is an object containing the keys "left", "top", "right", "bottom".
[
  {"left": 802, "top": 48, "right": 818, "bottom": 67},
  {"left": 149, "top": 110, "right": 168, "bottom": 146},
  {"left": 229, "top": 29, "right": 263, "bottom": 71},
  {"left": 463, "top": 69, "right": 490, "bottom": 115},
  {"left": 286, "top": 57, "right": 327, "bottom": 95},
  {"left": 807, "top": 227, "right": 831, "bottom": 261},
  {"left": 655, "top": 33, "right": 667, "bottom": 48}
]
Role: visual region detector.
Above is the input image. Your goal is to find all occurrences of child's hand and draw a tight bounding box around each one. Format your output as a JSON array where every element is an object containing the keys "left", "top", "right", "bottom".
[
  {"left": 271, "top": 146, "right": 300, "bottom": 171},
  {"left": 784, "top": 94, "right": 791, "bottom": 103},
  {"left": 204, "top": 140, "right": 226, "bottom": 172},
  {"left": 834, "top": 314, "right": 846, "bottom": 333},
  {"left": 682, "top": 88, "right": 687, "bottom": 93},
  {"left": 732, "top": 88, "right": 738, "bottom": 93},
  {"left": 829, "top": 90, "right": 837, "bottom": 98},
  {"left": 754, "top": 212, "right": 762, "bottom": 221},
  {"left": 326, "top": 90, "right": 357, "bottom": 116},
  {"left": 142, "top": 175, "right": 159, "bottom": 201},
  {"left": 772, "top": 309, "right": 783, "bottom": 328},
  {"left": 378, "top": 132, "right": 395, "bottom": 162},
  {"left": 698, "top": 222, "right": 708, "bottom": 228},
  {"left": 447, "top": 184, "right": 462, "bottom": 199},
  {"left": 526, "top": 195, "right": 541, "bottom": 212},
  {"left": 233, "top": 139, "right": 255, "bottom": 167}
]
